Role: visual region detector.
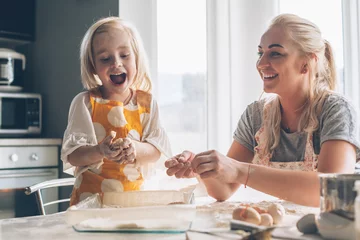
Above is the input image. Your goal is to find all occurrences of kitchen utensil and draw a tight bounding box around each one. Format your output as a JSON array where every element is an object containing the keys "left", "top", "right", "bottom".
[
  {"left": 188, "top": 227, "right": 272, "bottom": 239},
  {"left": 315, "top": 212, "right": 355, "bottom": 239},
  {"left": 319, "top": 173, "right": 360, "bottom": 220}
]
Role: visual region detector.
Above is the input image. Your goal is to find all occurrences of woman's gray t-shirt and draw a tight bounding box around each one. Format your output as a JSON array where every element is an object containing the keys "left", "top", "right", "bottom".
[{"left": 234, "top": 94, "right": 360, "bottom": 162}]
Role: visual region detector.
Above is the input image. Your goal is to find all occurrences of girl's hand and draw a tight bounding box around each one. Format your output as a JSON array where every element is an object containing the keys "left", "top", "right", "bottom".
[
  {"left": 114, "top": 138, "right": 136, "bottom": 164},
  {"left": 98, "top": 132, "right": 123, "bottom": 161},
  {"left": 165, "top": 150, "right": 197, "bottom": 178},
  {"left": 191, "top": 150, "right": 239, "bottom": 183}
]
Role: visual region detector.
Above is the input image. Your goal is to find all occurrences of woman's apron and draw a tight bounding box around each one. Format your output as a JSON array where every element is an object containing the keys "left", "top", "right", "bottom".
[{"left": 252, "top": 109, "right": 318, "bottom": 171}]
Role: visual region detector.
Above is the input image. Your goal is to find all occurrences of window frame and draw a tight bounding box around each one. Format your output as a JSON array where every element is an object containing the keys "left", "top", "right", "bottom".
[
  {"left": 342, "top": 0, "right": 360, "bottom": 111},
  {"left": 119, "top": 0, "right": 359, "bottom": 154}
]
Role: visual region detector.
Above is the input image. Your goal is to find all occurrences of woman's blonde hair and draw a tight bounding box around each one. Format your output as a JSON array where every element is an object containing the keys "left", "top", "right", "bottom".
[
  {"left": 80, "top": 16, "right": 152, "bottom": 92},
  {"left": 262, "top": 13, "right": 337, "bottom": 156}
]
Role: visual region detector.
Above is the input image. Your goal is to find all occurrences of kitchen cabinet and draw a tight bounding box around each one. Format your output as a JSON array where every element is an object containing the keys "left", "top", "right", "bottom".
[
  {"left": 0, "top": 138, "right": 62, "bottom": 219},
  {"left": 0, "top": 0, "right": 36, "bottom": 42}
]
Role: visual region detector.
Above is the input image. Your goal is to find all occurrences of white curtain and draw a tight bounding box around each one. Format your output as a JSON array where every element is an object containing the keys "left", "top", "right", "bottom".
[{"left": 206, "top": 0, "right": 278, "bottom": 152}]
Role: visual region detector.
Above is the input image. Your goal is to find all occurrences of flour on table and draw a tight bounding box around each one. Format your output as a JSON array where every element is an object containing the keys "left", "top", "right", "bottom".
[{"left": 79, "top": 218, "right": 144, "bottom": 229}]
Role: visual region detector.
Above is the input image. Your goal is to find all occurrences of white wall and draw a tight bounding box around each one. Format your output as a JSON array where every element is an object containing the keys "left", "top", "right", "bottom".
[{"left": 207, "top": 0, "right": 278, "bottom": 152}]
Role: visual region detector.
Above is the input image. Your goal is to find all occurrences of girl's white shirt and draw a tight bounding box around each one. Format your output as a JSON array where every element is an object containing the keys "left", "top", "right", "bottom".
[{"left": 60, "top": 91, "right": 172, "bottom": 177}]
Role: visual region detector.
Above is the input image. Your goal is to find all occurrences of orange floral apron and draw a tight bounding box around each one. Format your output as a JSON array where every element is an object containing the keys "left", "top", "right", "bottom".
[{"left": 70, "top": 89, "right": 150, "bottom": 205}]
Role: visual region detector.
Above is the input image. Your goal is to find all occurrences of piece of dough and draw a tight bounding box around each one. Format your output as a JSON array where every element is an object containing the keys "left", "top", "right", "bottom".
[
  {"left": 232, "top": 206, "right": 261, "bottom": 225},
  {"left": 267, "top": 203, "right": 285, "bottom": 224},
  {"left": 259, "top": 213, "right": 274, "bottom": 226}
]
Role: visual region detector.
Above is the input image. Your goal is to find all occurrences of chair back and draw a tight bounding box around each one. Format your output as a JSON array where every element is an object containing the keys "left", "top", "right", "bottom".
[{"left": 25, "top": 178, "right": 75, "bottom": 215}]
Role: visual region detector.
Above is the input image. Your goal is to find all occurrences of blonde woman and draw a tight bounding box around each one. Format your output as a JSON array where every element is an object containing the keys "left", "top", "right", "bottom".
[
  {"left": 61, "top": 17, "right": 171, "bottom": 205},
  {"left": 165, "top": 14, "right": 360, "bottom": 207}
]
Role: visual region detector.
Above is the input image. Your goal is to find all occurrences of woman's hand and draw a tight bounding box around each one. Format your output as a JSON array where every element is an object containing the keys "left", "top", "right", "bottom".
[
  {"left": 191, "top": 150, "right": 240, "bottom": 183},
  {"left": 165, "top": 150, "right": 197, "bottom": 178}
]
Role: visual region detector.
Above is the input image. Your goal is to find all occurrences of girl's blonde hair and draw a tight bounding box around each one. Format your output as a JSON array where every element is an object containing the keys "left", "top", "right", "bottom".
[
  {"left": 262, "top": 14, "right": 336, "bottom": 156},
  {"left": 80, "top": 16, "right": 152, "bottom": 92}
]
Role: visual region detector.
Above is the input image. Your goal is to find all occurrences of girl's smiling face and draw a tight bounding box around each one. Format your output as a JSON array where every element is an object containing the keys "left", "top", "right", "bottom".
[
  {"left": 256, "top": 26, "right": 309, "bottom": 97},
  {"left": 92, "top": 28, "right": 137, "bottom": 98}
]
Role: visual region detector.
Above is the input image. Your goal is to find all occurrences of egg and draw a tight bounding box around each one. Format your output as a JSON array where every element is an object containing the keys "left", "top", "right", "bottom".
[
  {"left": 232, "top": 206, "right": 261, "bottom": 225},
  {"left": 260, "top": 213, "right": 274, "bottom": 226},
  {"left": 267, "top": 203, "right": 285, "bottom": 224}
]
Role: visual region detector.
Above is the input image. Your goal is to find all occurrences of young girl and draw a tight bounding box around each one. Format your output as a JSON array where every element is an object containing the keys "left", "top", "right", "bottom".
[{"left": 61, "top": 17, "right": 171, "bottom": 205}]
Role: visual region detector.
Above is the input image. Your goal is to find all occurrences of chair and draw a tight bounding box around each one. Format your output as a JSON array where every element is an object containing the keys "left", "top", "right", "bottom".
[{"left": 25, "top": 178, "right": 75, "bottom": 215}]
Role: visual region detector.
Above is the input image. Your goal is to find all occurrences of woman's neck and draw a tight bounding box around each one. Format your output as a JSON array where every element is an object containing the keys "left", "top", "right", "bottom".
[
  {"left": 279, "top": 95, "right": 309, "bottom": 133},
  {"left": 279, "top": 94, "right": 308, "bottom": 113}
]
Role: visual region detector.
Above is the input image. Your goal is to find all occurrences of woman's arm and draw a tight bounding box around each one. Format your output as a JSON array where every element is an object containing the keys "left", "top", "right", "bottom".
[
  {"left": 244, "top": 140, "right": 355, "bottom": 206},
  {"left": 200, "top": 140, "right": 356, "bottom": 207},
  {"left": 200, "top": 141, "right": 253, "bottom": 201}
]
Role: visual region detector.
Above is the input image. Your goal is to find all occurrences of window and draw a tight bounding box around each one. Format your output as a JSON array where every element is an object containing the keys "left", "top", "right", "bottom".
[
  {"left": 120, "top": 0, "right": 359, "bottom": 157},
  {"left": 278, "top": 0, "right": 344, "bottom": 92},
  {"left": 156, "top": 0, "right": 207, "bottom": 154}
]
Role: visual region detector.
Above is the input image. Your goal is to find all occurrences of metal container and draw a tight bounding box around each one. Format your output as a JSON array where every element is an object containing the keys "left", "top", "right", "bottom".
[{"left": 319, "top": 174, "right": 360, "bottom": 220}]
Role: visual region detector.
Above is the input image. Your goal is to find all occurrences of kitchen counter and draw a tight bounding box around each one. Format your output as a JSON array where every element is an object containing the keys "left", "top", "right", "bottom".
[
  {"left": 0, "top": 187, "right": 321, "bottom": 240},
  {"left": 0, "top": 138, "right": 62, "bottom": 146}
]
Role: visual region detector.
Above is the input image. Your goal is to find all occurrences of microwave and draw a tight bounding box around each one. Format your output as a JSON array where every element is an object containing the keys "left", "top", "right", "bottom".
[{"left": 0, "top": 92, "right": 41, "bottom": 136}]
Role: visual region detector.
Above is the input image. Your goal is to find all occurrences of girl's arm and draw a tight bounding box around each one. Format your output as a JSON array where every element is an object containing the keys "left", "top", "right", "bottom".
[
  {"left": 136, "top": 96, "right": 172, "bottom": 164},
  {"left": 68, "top": 132, "right": 127, "bottom": 166},
  {"left": 67, "top": 145, "right": 103, "bottom": 166},
  {"left": 133, "top": 141, "right": 161, "bottom": 164},
  {"left": 199, "top": 140, "right": 356, "bottom": 207}
]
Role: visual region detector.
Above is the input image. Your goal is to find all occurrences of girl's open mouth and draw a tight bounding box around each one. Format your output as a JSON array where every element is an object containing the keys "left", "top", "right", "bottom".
[{"left": 110, "top": 73, "right": 127, "bottom": 85}]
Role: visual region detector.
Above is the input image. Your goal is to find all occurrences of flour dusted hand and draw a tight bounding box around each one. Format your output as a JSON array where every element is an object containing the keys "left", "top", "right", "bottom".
[
  {"left": 115, "top": 137, "right": 136, "bottom": 164},
  {"left": 99, "top": 131, "right": 137, "bottom": 164},
  {"left": 110, "top": 137, "right": 124, "bottom": 150},
  {"left": 98, "top": 131, "right": 122, "bottom": 161}
]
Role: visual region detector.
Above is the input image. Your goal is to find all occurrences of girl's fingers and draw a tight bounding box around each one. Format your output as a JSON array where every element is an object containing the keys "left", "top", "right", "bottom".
[{"left": 121, "top": 138, "right": 132, "bottom": 149}]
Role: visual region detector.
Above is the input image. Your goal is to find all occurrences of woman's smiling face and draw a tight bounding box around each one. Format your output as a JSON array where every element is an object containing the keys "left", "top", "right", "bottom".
[
  {"left": 256, "top": 25, "right": 308, "bottom": 97},
  {"left": 92, "top": 28, "right": 137, "bottom": 96}
]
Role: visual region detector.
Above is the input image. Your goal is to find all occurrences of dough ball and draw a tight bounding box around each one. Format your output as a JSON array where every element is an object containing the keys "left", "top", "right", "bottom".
[
  {"left": 267, "top": 203, "right": 285, "bottom": 224},
  {"left": 232, "top": 206, "right": 261, "bottom": 225},
  {"left": 259, "top": 213, "right": 274, "bottom": 226}
]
